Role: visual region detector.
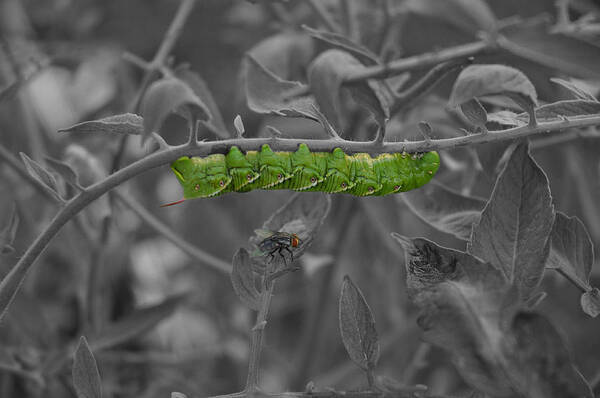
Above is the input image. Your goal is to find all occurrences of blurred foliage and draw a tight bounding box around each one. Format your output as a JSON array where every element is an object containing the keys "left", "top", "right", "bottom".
[{"left": 1, "top": 0, "right": 600, "bottom": 398}]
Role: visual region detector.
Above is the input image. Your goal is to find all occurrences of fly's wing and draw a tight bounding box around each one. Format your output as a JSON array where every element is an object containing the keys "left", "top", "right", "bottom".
[{"left": 254, "top": 229, "right": 275, "bottom": 239}]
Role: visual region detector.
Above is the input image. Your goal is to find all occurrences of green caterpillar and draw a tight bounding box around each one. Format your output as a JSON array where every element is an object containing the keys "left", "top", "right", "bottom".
[{"left": 166, "top": 144, "right": 439, "bottom": 202}]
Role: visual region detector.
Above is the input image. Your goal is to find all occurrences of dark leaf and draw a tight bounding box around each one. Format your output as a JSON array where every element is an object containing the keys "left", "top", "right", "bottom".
[
  {"left": 503, "top": 312, "right": 593, "bottom": 398},
  {"left": 19, "top": 152, "right": 63, "bottom": 202},
  {"left": 72, "top": 336, "right": 102, "bottom": 398},
  {"left": 393, "top": 235, "right": 514, "bottom": 397},
  {"left": 405, "top": 0, "right": 497, "bottom": 35},
  {"left": 59, "top": 114, "right": 143, "bottom": 136},
  {"left": 500, "top": 17, "right": 600, "bottom": 79},
  {"left": 339, "top": 275, "right": 379, "bottom": 370},
  {"left": 174, "top": 66, "right": 229, "bottom": 138},
  {"left": 0, "top": 205, "right": 19, "bottom": 255},
  {"left": 231, "top": 248, "right": 260, "bottom": 311},
  {"left": 401, "top": 181, "right": 486, "bottom": 240},
  {"left": 460, "top": 98, "right": 488, "bottom": 129},
  {"left": 308, "top": 49, "right": 390, "bottom": 131},
  {"left": 45, "top": 157, "right": 80, "bottom": 189},
  {"left": 468, "top": 142, "right": 554, "bottom": 299},
  {"left": 547, "top": 212, "right": 594, "bottom": 289},
  {"left": 244, "top": 55, "right": 319, "bottom": 122},
  {"left": 89, "top": 295, "right": 186, "bottom": 351},
  {"left": 580, "top": 288, "right": 600, "bottom": 318},
  {"left": 302, "top": 25, "right": 380, "bottom": 65},
  {"left": 141, "top": 77, "right": 210, "bottom": 143},
  {"left": 249, "top": 193, "right": 331, "bottom": 261},
  {"left": 449, "top": 65, "right": 538, "bottom": 114},
  {"left": 550, "top": 78, "right": 598, "bottom": 101}
]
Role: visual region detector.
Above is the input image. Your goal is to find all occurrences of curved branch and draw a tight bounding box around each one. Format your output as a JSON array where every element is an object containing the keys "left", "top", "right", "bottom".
[{"left": 3, "top": 113, "right": 600, "bottom": 322}]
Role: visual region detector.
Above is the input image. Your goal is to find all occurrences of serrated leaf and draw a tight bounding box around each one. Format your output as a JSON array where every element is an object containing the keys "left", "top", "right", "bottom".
[
  {"left": 405, "top": 0, "right": 497, "bottom": 35},
  {"left": 141, "top": 77, "right": 210, "bottom": 143},
  {"left": 302, "top": 25, "right": 380, "bottom": 65},
  {"left": 339, "top": 275, "right": 379, "bottom": 370},
  {"left": 393, "top": 235, "right": 514, "bottom": 396},
  {"left": 550, "top": 78, "right": 598, "bottom": 101},
  {"left": 45, "top": 157, "right": 80, "bottom": 188},
  {"left": 20, "top": 152, "right": 63, "bottom": 202},
  {"left": 59, "top": 114, "right": 143, "bottom": 136},
  {"left": 174, "top": 66, "right": 229, "bottom": 138},
  {"left": 500, "top": 17, "right": 600, "bottom": 79},
  {"left": 231, "top": 248, "right": 260, "bottom": 311},
  {"left": 460, "top": 98, "right": 487, "bottom": 128},
  {"left": 547, "top": 212, "right": 594, "bottom": 289},
  {"left": 449, "top": 65, "right": 538, "bottom": 115},
  {"left": 0, "top": 205, "right": 19, "bottom": 255},
  {"left": 504, "top": 312, "right": 594, "bottom": 398},
  {"left": 89, "top": 295, "right": 186, "bottom": 351},
  {"left": 468, "top": 142, "right": 555, "bottom": 299},
  {"left": 308, "top": 49, "right": 390, "bottom": 131},
  {"left": 72, "top": 336, "right": 102, "bottom": 398},
  {"left": 581, "top": 288, "right": 600, "bottom": 317},
  {"left": 244, "top": 55, "right": 319, "bottom": 122},
  {"left": 249, "top": 193, "right": 331, "bottom": 262},
  {"left": 401, "top": 181, "right": 486, "bottom": 241}
]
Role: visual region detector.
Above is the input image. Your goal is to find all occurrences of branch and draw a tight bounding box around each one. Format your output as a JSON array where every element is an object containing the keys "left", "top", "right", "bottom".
[
  {"left": 305, "top": 0, "right": 342, "bottom": 34},
  {"left": 3, "top": 114, "right": 600, "bottom": 322},
  {"left": 113, "top": 192, "right": 231, "bottom": 274}
]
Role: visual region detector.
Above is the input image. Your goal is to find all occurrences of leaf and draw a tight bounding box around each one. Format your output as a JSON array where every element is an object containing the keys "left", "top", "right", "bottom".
[
  {"left": 0, "top": 205, "right": 19, "bottom": 255},
  {"left": 59, "top": 114, "right": 143, "bottom": 136},
  {"left": 468, "top": 142, "right": 555, "bottom": 299},
  {"left": 402, "top": 181, "right": 486, "bottom": 241},
  {"left": 174, "top": 66, "right": 229, "bottom": 138},
  {"left": 89, "top": 295, "right": 186, "bottom": 351},
  {"left": 233, "top": 115, "right": 245, "bottom": 137},
  {"left": 307, "top": 49, "right": 390, "bottom": 131},
  {"left": 550, "top": 78, "right": 598, "bottom": 101},
  {"left": 519, "top": 100, "right": 600, "bottom": 122},
  {"left": 45, "top": 157, "right": 80, "bottom": 189},
  {"left": 171, "top": 393, "right": 188, "bottom": 398},
  {"left": 405, "top": 0, "right": 497, "bottom": 35},
  {"left": 249, "top": 193, "right": 331, "bottom": 261},
  {"left": 339, "top": 275, "right": 379, "bottom": 370},
  {"left": 247, "top": 32, "right": 314, "bottom": 80},
  {"left": 231, "top": 248, "right": 260, "bottom": 311},
  {"left": 72, "top": 336, "right": 102, "bottom": 398},
  {"left": 19, "top": 152, "right": 63, "bottom": 202},
  {"left": 499, "top": 17, "right": 600, "bottom": 79},
  {"left": 547, "top": 212, "right": 594, "bottom": 289},
  {"left": 393, "top": 235, "right": 514, "bottom": 397},
  {"left": 581, "top": 288, "right": 600, "bottom": 318},
  {"left": 486, "top": 110, "right": 526, "bottom": 128},
  {"left": 141, "top": 77, "right": 210, "bottom": 143},
  {"left": 244, "top": 55, "right": 319, "bottom": 122},
  {"left": 302, "top": 25, "right": 380, "bottom": 65},
  {"left": 460, "top": 98, "right": 488, "bottom": 129},
  {"left": 449, "top": 65, "right": 538, "bottom": 115},
  {"left": 503, "top": 312, "right": 593, "bottom": 398}
]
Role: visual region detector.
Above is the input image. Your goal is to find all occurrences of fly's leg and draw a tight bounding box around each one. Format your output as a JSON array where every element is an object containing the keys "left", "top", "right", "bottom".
[
  {"left": 283, "top": 246, "right": 294, "bottom": 263},
  {"left": 276, "top": 247, "right": 288, "bottom": 266}
]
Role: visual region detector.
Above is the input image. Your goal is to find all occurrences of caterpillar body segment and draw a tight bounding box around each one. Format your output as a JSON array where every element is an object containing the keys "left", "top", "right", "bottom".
[{"left": 169, "top": 144, "right": 440, "bottom": 200}]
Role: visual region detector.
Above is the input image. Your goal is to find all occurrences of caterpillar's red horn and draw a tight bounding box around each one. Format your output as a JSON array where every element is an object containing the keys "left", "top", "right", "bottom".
[{"left": 160, "top": 198, "right": 186, "bottom": 207}]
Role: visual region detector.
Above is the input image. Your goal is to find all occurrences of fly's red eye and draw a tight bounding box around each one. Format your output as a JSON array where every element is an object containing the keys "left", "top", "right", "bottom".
[
  {"left": 247, "top": 174, "right": 253, "bottom": 181},
  {"left": 219, "top": 180, "right": 225, "bottom": 187},
  {"left": 194, "top": 184, "right": 200, "bottom": 191},
  {"left": 310, "top": 177, "right": 316, "bottom": 183}
]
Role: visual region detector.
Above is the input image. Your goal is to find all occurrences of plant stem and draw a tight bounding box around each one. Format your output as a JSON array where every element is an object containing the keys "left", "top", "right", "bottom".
[
  {"left": 3, "top": 114, "right": 600, "bottom": 322},
  {"left": 246, "top": 277, "right": 275, "bottom": 391},
  {"left": 305, "top": 0, "right": 342, "bottom": 34}
]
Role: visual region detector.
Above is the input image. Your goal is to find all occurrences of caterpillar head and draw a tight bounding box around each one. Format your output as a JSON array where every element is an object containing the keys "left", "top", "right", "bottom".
[{"left": 173, "top": 155, "right": 231, "bottom": 199}]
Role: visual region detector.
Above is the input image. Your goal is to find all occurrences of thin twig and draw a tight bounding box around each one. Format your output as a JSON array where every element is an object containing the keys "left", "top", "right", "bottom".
[
  {"left": 113, "top": 192, "right": 231, "bottom": 274},
  {"left": 3, "top": 114, "right": 600, "bottom": 322},
  {"left": 305, "top": 0, "right": 342, "bottom": 34}
]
